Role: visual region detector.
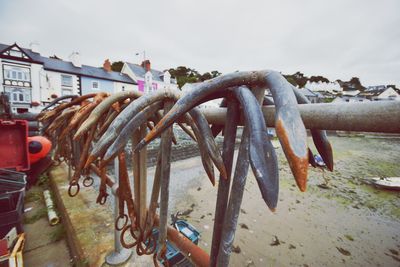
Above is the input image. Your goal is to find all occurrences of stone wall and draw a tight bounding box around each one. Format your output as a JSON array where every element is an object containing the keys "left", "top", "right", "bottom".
[{"left": 125, "top": 125, "right": 243, "bottom": 167}]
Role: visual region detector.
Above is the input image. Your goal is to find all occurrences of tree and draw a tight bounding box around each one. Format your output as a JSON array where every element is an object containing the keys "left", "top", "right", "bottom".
[
  {"left": 199, "top": 72, "right": 212, "bottom": 81},
  {"left": 283, "top": 72, "right": 308, "bottom": 88},
  {"left": 339, "top": 77, "right": 365, "bottom": 91},
  {"left": 168, "top": 66, "right": 222, "bottom": 88},
  {"left": 309, "top": 75, "right": 330, "bottom": 83},
  {"left": 211, "top": 71, "right": 222, "bottom": 78},
  {"left": 111, "top": 61, "right": 124, "bottom": 72}
]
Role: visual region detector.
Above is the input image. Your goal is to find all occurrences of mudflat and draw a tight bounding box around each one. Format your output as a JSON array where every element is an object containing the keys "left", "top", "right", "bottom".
[{"left": 161, "top": 136, "right": 400, "bottom": 267}]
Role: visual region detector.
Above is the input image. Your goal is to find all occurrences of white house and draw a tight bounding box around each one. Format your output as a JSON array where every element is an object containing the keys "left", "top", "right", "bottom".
[
  {"left": 0, "top": 42, "right": 136, "bottom": 114},
  {"left": 299, "top": 87, "right": 323, "bottom": 103},
  {"left": 305, "top": 81, "right": 342, "bottom": 94},
  {"left": 359, "top": 86, "right": 400, "bottom": 101},
  {"left": 332, "top": 96, "right": 371, "bottom": 103},
  {"left": 120, "top": 60, "right": 178, "bottom": 94}
]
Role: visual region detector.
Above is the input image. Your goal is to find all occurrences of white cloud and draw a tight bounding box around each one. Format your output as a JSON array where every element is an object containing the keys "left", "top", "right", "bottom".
[{"left": 0, "top": 0, "right": 399, "bottom": 85}]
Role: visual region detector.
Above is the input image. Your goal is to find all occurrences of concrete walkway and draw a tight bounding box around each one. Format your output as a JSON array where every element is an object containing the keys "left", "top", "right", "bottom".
[
  {"left": 23, "top": 186, "right": 71, "bottom": 266},
  {"left": 48, "top": 163, "right": 155, "bottom": 266}
]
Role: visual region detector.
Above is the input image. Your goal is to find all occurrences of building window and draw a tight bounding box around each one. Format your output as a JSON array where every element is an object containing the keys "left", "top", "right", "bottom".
[
  {"left": 3, "top": 65, "right": 30, "bottom": 82},
  {"left": 9, "top": 88, "right": 31, "bottom": 104},
  {"left": 92, "top": 81, "right": 99, "bottom": 90},
  {"left": 61, "top": 75, "right": 73, "bottom": 87},
  {"left": 62, "top": 88, "right": 73, "bottom": 96}
]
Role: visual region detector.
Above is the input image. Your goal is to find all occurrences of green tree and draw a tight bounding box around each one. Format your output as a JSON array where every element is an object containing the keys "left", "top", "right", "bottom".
[
  {"left": 168, "top": 66, "right": 221, "bottom": 88},
  {"left": 111, "top": 61, "right": 124, "bottom": 72},
  {"left": 211, "top": 71, "right": 222, "bottom": 78},
  {"left": 283, "top": 72, "right": 308, "bottom": 88},
  {"left": 339, "top": 77, "right": 365, "bottom": 91},
  {"left": 199, "top": 72, "right": 212, "bottom": 81},
  {"left": 309, "top": 75, "right": 330, "bottom": 83}
]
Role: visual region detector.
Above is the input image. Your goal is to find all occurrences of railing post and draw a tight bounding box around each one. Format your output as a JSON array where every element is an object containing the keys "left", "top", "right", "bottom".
[{"left": 105, "top": 158, "right": 132, "bottom": 265}]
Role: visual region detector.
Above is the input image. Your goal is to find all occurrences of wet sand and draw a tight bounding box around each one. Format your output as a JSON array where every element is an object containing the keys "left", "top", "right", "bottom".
[{"left": 162, "top": 136, "right": 400, "bottom": 266}]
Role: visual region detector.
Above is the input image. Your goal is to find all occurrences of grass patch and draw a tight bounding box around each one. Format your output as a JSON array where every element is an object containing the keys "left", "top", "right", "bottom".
[
  {"left": 24, "top": 190, "right": 42, "bottom": 203},
  {"left": 74, "top": 258, "right": 89, "bottom": 267},
  {"left": 38, "top": 173, "right": 50, "bottom": 188},
  {"left": 49, "top": 224, "right": 65, "bottom": 242},
  {"left": 371, "top": 161, "right": 400, "bottom": 177}
]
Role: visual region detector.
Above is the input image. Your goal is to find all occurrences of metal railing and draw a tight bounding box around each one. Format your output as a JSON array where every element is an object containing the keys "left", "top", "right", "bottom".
[{"left": 38, "top": 70, "right": 400, "bottom": 267}]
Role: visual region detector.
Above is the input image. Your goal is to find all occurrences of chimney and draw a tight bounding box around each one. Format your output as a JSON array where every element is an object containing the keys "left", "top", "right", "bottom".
[
  {"left": 69, "top": 52, "right": 81, "bottom": 68},
  {"left": 29, "top": 42, "right": 40, "bottom": 53},
  {"left": 141, "top": 60, "right": 151, "bottom": 72},
  {"left": 103, "top": 59, "right": 112, "bottom": 72}
]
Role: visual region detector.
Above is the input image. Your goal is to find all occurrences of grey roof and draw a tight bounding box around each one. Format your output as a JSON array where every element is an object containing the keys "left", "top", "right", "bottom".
[
  {"left": 0, "top": 43, "right": 136, "bottom": 84},
  {"left": 300, "top": 88, "right": 318, "bottom": 97},
  {"left": 126, "top": 62, "right": 164, "bottom": 82},
  {"left": 0, "top": 44, "right": 42, "bottom": 63},
  {"left": 0, "top": 43, "right": 9, "bottom": 52}
]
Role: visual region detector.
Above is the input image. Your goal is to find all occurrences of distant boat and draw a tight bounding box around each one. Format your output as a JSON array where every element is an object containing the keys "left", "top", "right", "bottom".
[{"left": 370, "top": 177, "right": 400, "bottom": 190}]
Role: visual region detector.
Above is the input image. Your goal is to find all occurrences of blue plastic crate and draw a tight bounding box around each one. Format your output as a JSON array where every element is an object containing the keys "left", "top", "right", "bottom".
[{"left": 150, "top": 220, "right": 200, "bottom": 266}]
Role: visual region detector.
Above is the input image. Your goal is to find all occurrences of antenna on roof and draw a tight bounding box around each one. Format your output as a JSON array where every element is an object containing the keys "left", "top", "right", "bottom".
[{"left": 135, "top": 50, "right": 146, "bottom": 62}]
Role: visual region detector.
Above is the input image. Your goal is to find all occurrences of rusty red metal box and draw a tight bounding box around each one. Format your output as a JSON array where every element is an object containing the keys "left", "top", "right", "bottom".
[{"left": 0, "top": 120, "right": 29, "bottom": 171}]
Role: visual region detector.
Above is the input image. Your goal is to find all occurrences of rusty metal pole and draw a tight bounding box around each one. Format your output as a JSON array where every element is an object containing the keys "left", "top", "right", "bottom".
[
  {"left": 201, "top": 101, "right": 400, "bottom": 133},
  {"left": 105, "top": 158, "right": 133, "bottom": 265}
]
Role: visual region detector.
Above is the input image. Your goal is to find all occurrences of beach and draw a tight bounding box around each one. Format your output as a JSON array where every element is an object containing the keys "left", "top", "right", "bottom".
[{"left": 159, "top": 136, "right": 400, "bottom": 266}]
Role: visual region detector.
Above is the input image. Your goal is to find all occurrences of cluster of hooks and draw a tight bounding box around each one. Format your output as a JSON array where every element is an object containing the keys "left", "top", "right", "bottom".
[{"left": 38, "top": 70, "right": 335, "bottom": 266}]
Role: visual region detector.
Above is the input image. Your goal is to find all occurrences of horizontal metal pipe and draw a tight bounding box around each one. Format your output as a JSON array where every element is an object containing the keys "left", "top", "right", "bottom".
[
  {"left": 13, "top": 112, "right": 38, "bottom": 121},
  {"left": 200, "top": 101, "right": 400, "bottom": 133}
]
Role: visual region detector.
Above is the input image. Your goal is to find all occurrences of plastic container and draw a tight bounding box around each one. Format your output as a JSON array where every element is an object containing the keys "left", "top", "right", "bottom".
[
  {"left": 0, "top": 170, "right": 26, "bottom": 239},
  {"left": 150, "top": 220, "right": 201, "bottom": 266},
  {"left": 0, "top": 192, "right": 24, "bottom": 238},
  {"left": 0, "top": 120, "right": 29, "bottom": 171}
]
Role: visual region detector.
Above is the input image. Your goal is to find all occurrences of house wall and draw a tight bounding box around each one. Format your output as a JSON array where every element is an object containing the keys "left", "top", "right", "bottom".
[
  {"left": 332, "top": 96, "right": 370, "bottom": 103},
  {"left": 374, "top": 88, "right": 399, "bottom": 101},
  {"left": 81, "top": 77, "right": 113, "bottom": 95},
  {"left": 136, "top": 77, "right": 178, "bottom": 92},
  {"left": 121, "top": 63, "right": 178, "bottom": 93},
  {"left": 0, "top": 59, "right": 44, "bottom": 113},
  {"left": 114, "top": 82, "right": 138, "bottom": 93},
  {"left": 39, "top": 70, "right": 80, "bottom": 102},
  {"left": 121, "top": 63, "right": 136, "bottom": 79},
  {"left": 30, "top": 63, "right": 45, "bottom": 112},
  {"left": 306, "top": 81, "right": 342, "bottom": 93}
]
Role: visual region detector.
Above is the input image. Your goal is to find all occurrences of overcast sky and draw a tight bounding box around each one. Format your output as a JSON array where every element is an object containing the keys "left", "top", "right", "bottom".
[{"left": 0, "top": 0, "right": 399, "bottom": 86}]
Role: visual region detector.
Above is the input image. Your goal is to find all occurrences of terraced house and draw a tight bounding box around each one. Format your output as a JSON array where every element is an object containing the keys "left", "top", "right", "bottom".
[
  {"left": 120, "top": 59, "right": 178, "bottom": 93},
  {"left": 0, "top": 42, "right": 136, "bottom": 113}
]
